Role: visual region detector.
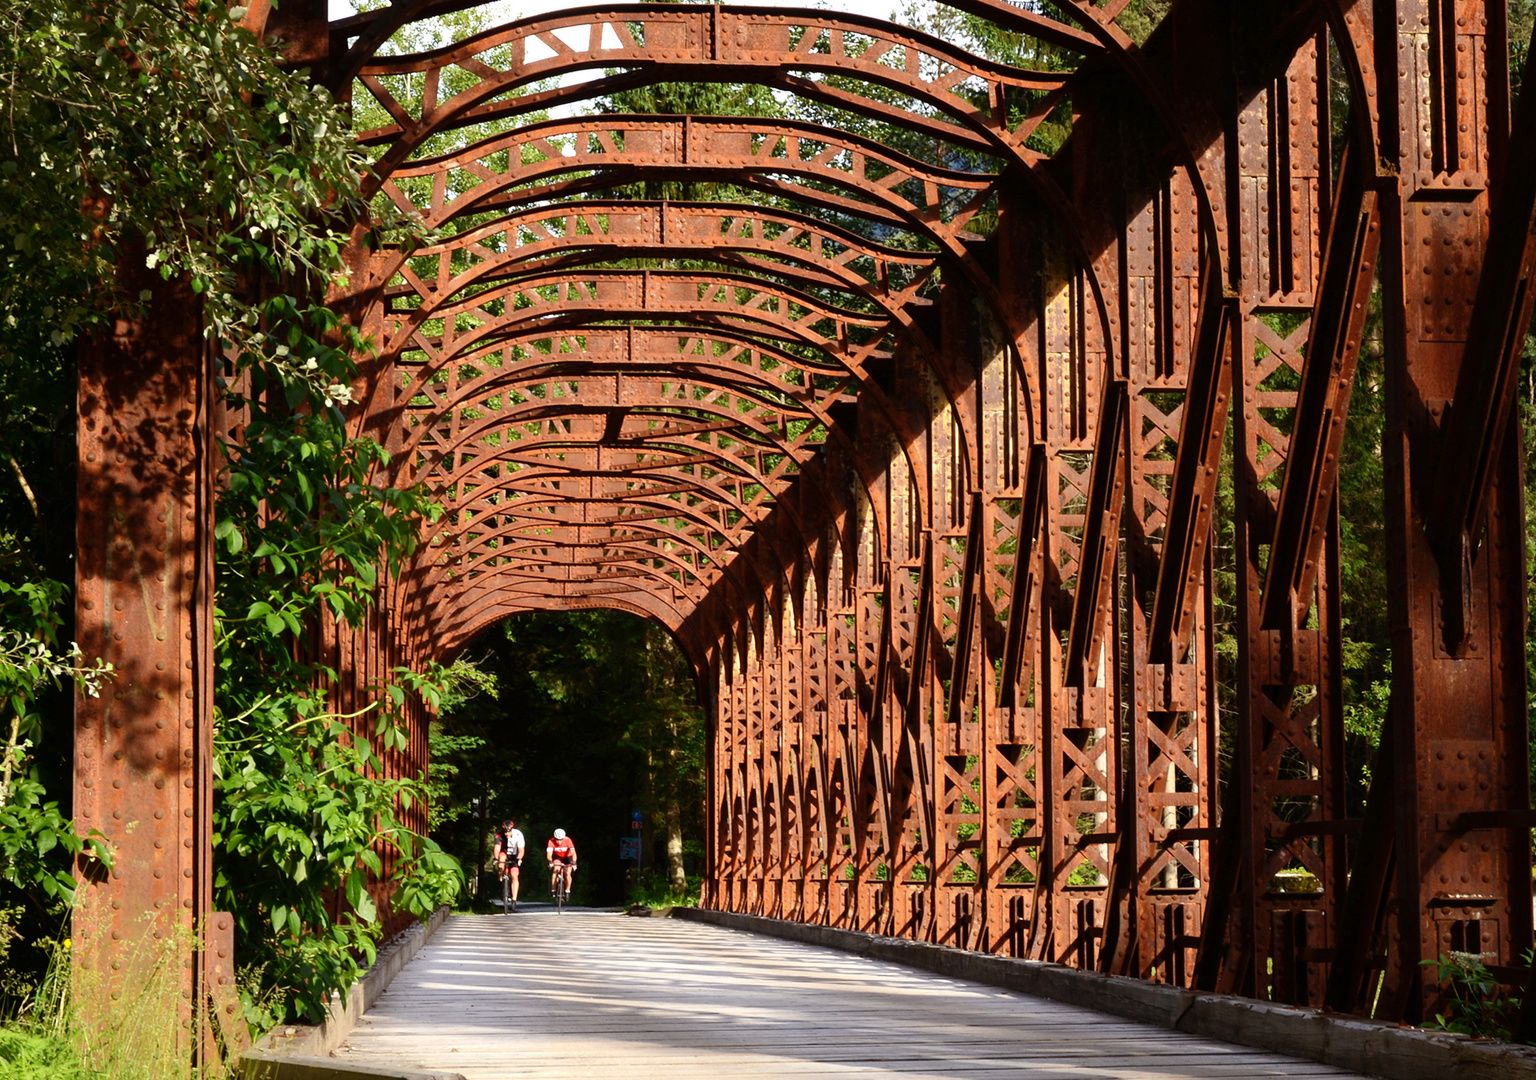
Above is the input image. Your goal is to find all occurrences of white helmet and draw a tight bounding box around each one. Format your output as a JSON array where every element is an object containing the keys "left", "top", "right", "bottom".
[{"left": 554, "top": 828, "right": 566, "bottom": 839}]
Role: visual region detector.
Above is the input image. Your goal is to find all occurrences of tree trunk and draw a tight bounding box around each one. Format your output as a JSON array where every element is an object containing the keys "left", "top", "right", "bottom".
[
  {"left": 475, "top": 776, "right": 488, "bottom": 895},
  {"left": 666, "top": 799, "right": 686, "bottom": 889}
]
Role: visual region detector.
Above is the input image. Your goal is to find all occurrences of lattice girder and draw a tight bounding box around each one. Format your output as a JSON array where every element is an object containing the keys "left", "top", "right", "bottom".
[{"left": 402, "top": 201, "right": 942, "bottom": 319}]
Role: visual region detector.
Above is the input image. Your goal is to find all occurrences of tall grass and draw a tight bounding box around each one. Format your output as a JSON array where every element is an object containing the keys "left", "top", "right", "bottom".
[{"left": 0, "top": 915, "right": 234, "bottom": 1080}]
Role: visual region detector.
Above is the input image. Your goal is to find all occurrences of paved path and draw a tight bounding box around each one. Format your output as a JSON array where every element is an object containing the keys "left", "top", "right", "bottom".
[{"left": 338, "top": 910, "right": 1371, "bottom": 1079}]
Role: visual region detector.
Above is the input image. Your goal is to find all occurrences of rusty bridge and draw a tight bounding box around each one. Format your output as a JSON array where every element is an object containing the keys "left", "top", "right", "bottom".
[{"left": 73, "top": 0, "right": 1534, "bottom": 1060}]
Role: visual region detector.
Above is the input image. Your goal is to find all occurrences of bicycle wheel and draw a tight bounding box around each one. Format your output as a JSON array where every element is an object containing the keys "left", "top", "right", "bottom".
[
  {"left": 501, "top": 872, "right": 511, "bottom": 913},
  {"left": 555, "top": 880, "right": 565, "bottom": 914}
]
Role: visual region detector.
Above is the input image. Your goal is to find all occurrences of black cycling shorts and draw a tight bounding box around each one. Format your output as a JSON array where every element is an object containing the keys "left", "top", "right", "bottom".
[{"left": 552, "top": 855, "right": 575, "bottom": 866}]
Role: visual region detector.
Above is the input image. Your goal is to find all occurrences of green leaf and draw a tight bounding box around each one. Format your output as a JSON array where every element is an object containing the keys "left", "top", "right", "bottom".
[{"left": 215, "top": 519, "right": 244, "bottom": 554}]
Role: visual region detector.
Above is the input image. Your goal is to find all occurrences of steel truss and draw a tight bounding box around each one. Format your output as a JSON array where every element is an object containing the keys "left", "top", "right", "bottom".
[{"left": 72, "top": 0, "right": 1534, "bottom": 1038}]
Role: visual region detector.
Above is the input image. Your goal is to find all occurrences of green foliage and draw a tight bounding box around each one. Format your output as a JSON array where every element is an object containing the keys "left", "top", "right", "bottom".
[
  {"left": 626, "top": 869, "right": 701, "bottom": 910},
  {"left": 1513, "top": 1, "right": 1536, "bottom": 107},
  {"left": 1333, "top": 309, "right": 1393, "bottom": 805},
  {"left": 213, "top": 357, "right": 460, "bottom": 1023},
  {"left": 0, "top": 1028, "right": 94, "bottom": 1080},
  {"left": 0, "top": 0, "right": 371, "bottom": 390},
  {"left": 1422, "top": 951, "right": 1528, "bottom": 1042},
  {"left": 421, "top": 658, "right": 498, "bottom": 829},
  {"left": 0, "top": 576, "right": 112, "bottom": 908},
  {"left": 1114, "top": 0, "right": 1173, "bottom": 46}
]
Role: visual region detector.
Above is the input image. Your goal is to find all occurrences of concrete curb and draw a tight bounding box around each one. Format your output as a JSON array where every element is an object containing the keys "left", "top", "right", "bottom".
[
  {"left": 241, "top": 1053, "right": 465, "bottom": 1080},
  {"left": 243, "top": 907, "right": 458, "bottom": 1080},
  {"left": 673, "top": 907, "right": 1536, "bottom": 1080}
]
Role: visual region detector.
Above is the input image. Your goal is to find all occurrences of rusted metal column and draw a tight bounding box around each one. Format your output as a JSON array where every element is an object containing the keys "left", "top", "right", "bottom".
[
  {"left": 780, "top": 600, "right": 805, "bottom": 923},
  {"left": 1105, "top": 149, "right": 1218, "bottom": 986},
  {"left": 73, "top": 268, "right": 217, "bottom": 1052},
  {"left": 759, "top": 613, "right": 782, "bottom": 919},
  {"left": 1211, "top": 34, "right": 1377, "bottom": 1002},
  {"left": 1371, "top": 0, "right": 1532, "bottom": 1023},
  {"left": 774, "top": 597, "right": 795, "bottom": 921},
  {"left": 825, "top": 510, "right": 858, "bottom": 929},
  {"left": 730, "top": 645, "right": 752, "bottom": 914},
  {"left": 945, "top": 276, "right": 1030, "bottom": 957},
  {"left": 719, "top": 648, "right": 747, "bottom": 912},
  {"left": 792, "top": 567, "right": 823, "bottom": 923},
  {"left": 769, "top": 607, "right": 789, "bottom": 921},
  {"left": 704, "top": 652, "right": 728, "bottom": 911},
  {"left": 1023, "top": 217, "right": 1116, "bottom": 971},
  {"left": 993, "top": 186, "right": 1049, "bottom": 961}
]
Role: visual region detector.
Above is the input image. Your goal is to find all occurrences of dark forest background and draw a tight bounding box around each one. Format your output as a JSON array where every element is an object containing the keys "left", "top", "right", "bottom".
[{"left": 427, "top": 612, "right": 705, "bottom": 908}]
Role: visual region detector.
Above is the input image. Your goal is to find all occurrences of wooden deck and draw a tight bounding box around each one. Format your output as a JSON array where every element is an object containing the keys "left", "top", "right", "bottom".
[{"left": 337, "top": 911, "right": 1372, "bottom": 1079}]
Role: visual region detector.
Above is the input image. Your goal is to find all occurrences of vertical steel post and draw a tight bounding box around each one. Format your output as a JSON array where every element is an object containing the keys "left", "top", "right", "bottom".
[
  {"left": 73, "top": 268, "right": 216, "bottom": 1056},
  {"left": 1372, "top": 0, "right": 1532, "bottom": 1022}
]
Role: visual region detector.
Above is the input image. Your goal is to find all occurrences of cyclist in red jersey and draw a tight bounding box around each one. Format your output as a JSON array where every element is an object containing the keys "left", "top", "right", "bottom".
[{"left": 546, "top": 829, "right": 577, "bottom": 901}]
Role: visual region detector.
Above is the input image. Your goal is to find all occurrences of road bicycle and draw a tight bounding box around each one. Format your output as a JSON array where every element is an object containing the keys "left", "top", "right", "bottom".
[
  {"left": 550, "top": 865, "right": 574, "bottom": 913},
  {"left": 499, "top": 866, "right": 516, "bottom": 912}
]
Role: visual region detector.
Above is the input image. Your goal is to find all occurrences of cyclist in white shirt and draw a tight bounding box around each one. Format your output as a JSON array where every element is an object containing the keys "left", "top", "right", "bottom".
[{"left": 493, "top": 819, "right": 526, "bottom": 911}]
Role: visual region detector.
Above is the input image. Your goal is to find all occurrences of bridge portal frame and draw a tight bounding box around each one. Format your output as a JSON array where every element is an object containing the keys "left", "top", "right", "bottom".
[{"left": 70, "top": 0, "right": 1536, "bottom": 1053}]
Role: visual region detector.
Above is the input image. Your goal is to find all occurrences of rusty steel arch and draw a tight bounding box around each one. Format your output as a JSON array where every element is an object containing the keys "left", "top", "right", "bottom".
[
  {"left": 355, "top": 113, "right": 1012, "bottom": 476},
  {"left": 70, "top": 0, "right": 1536, "bottom": 1048},
  {"left": 393, "top": 201, "right": 942, "bottom": 332},
  {"left": 368, "top": 268, "right": 945, "bottom": 533}
]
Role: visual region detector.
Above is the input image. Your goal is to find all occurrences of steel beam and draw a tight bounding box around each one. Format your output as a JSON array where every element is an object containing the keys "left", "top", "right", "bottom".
[{"left": 72, "top": 266, "right": 220, "bottom": 1055}]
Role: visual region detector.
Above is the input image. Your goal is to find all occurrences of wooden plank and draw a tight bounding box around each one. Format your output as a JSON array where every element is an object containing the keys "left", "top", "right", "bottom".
[{"left": 338, "top": 913, "right": 1370, "bottom": 1079}]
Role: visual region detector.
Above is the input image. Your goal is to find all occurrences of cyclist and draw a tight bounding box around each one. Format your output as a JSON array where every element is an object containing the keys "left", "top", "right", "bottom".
[
  {"left": 546, "top": 828, "right": 577, "bottom": 902},
  {"left": 493, "top": 819, "right": 525, "bottom": 911}
]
